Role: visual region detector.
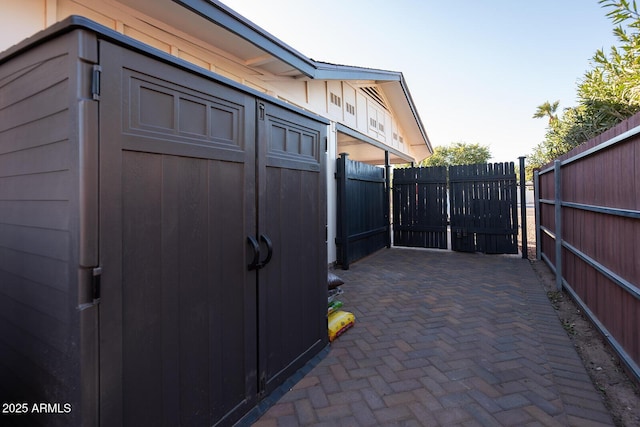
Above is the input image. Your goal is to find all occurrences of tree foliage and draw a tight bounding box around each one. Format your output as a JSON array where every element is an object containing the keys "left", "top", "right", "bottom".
[
  {"left": 527, "top": 0, "right": 640, "bottom": 177},
  {"left": 420, "top": 142, "right": 491, "bottom": 167},
  {"left": 532, "top": 100, "right": 560, "bottom": 124}
]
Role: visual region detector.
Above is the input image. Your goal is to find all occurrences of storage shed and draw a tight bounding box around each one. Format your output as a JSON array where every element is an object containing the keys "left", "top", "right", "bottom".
[{"left": 0, "top": 17, "right": 328, "bottom": 426}]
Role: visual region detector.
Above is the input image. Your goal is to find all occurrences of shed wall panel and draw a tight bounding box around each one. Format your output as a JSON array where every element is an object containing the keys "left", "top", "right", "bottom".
[{"left": 0, "top": 30, "right": 94, "bottom": 426}]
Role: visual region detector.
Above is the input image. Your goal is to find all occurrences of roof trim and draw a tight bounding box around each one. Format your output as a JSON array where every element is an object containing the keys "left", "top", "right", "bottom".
[
  {"left": 398, "top": 74, "right": 433, "bottom": 154},
  {"left": 175, "top": 0, "right": 319, "bottom": 77},
  {"left": 313, "top": 62, "right": 403, "bottom": 81}
]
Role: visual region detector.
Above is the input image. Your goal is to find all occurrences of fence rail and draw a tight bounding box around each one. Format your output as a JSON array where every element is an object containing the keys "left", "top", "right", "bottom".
[{"left": 535, "top": 113, "right": 640, "bottom": 385}]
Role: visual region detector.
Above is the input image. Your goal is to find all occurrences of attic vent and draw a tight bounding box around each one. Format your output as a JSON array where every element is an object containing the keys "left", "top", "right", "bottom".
[
  {"left": 346, "top": 102, "right": 355, "bottom": 115},
  {"left": 360, "top": 86, "right": 389, "bottom": 111},
  {"left": 330, "top": 92, "right": 341, "bottom": 107}
]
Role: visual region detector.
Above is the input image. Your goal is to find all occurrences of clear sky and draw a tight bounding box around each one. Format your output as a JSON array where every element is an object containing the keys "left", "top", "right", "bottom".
[{"left": 221, "top": 0, "right": 619, "bottom": 163}]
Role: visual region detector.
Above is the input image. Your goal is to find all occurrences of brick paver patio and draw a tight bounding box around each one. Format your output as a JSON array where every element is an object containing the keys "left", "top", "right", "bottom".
[{"left": 252, "top": 248, "right": 613, "bottom": 426}]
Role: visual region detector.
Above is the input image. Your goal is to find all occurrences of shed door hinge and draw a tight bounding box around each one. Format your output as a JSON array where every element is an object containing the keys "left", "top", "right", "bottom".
[
  {"left": 92, "top": 267, "right": 102, "bottom": 303},
  {"left": 91, "top": 65, "right": 102, "bottom": 101}
]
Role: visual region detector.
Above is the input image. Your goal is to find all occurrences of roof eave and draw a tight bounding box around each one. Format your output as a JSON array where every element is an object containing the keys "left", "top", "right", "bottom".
[
  {"left": 175, "top": 0, "right": 318, "bottom": 77},
  {"left": 313, "top": 63, "right": 402, "bottom": 81}
]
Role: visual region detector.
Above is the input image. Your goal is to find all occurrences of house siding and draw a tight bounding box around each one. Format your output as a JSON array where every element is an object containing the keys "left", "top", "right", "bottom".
[{"left": 343, "top": 83, "right": 357, "bottom": 128}]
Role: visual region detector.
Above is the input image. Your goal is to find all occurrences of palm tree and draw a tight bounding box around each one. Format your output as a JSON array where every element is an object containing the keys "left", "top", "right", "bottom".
[{"left": 533, "top": 100, "right": 560, "bottom": 124}]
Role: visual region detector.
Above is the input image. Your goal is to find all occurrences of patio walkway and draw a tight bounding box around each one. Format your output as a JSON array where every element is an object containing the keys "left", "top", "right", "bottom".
[{"left": 252, "top": 248, "right": 614, "bottom": 426}]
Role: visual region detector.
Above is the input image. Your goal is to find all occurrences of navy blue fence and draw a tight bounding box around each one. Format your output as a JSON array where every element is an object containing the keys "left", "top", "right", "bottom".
[{"left": 335, "top": 153, "right": 389, "bottom": 269}]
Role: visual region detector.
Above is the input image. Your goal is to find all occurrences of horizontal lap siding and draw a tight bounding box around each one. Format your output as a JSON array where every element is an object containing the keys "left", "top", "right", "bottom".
[
  {"left": 537, "top": 113, "right": 640, "bottom": 375},
  {"left": 0, "top": 32, "right": 87, "bottom": 425}
]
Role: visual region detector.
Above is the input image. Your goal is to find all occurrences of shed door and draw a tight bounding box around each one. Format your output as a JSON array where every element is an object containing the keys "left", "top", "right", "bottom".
[
  {"left": 98, "top": 41, "right": 257, "bottom": 426},
  {"left": 257, "top": 101, "right": 327, "bottom": 395}
]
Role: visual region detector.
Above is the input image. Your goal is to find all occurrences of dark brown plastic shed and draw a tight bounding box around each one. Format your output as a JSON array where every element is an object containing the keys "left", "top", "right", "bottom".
[{"left": 0, "top": 16, "right": 328, "bottom": 427}]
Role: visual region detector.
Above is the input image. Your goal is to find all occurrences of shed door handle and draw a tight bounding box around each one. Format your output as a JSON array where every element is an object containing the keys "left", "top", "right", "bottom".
[
  {"left": 260, "top": 234, "right": 273, "bottom": 267},
  {"left": 247, "top": 236, "right": 260, "bottom": 270}
]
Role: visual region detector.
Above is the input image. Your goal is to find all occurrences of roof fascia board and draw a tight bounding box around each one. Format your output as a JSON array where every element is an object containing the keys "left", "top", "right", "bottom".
[
  {"left": 313, "top": 63, "right": 402, "bottom": 82},
  {"left": 398, "top": 74, "right": 433, "bottom": 154},
  {"left": 336, "top": 123, "right": 413, "bottom": 163},
  {"left": 174, "top": 0, "right": 318, "bottom": 77}
]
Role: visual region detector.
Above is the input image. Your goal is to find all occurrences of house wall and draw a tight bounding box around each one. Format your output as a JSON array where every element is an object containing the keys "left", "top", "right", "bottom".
[
  {"left": 327, "top": 124, "right": 338, "bottom": 264},
  {"left": 343, "top": 84, "right": 358, "bottom": 129},
  {"left": 0, "top": 1, "right": 44, "bottom": 52}
]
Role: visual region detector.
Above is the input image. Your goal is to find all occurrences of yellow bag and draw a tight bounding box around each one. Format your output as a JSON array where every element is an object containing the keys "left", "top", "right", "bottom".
[{"left": 328, "top": 310, "right": 355, "bottom": 342}]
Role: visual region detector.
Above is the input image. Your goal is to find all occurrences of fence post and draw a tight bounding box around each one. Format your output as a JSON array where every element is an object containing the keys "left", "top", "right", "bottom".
[
  {"left": 337, "top": 153, "right": 350, "bottom": 269},
  {"left": 534, "top": 170, "right": 541, "bottom": 261},
  {"left": 554, "top": 160, "right": 562, "bottom": 291},
  {"left": 384, "top": 151, "right": 391, "bottom": 248},
  {"left": 519, "top": 156, "right": 527, "bottom": 259}
]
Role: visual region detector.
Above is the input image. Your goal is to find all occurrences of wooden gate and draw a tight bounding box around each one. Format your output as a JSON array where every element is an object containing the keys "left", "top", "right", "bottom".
[
  {"left": 335, "top": 154, "right": 389, "bottom": 269},
  {"left": 449, "top": 163, "right": 518, "bottom": 253},
  {"left": 392, "top": 166, "right": 448, "bottom": 249},
  {"left": 392, "top": 163, "right": 518, "bottom": 254}
]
